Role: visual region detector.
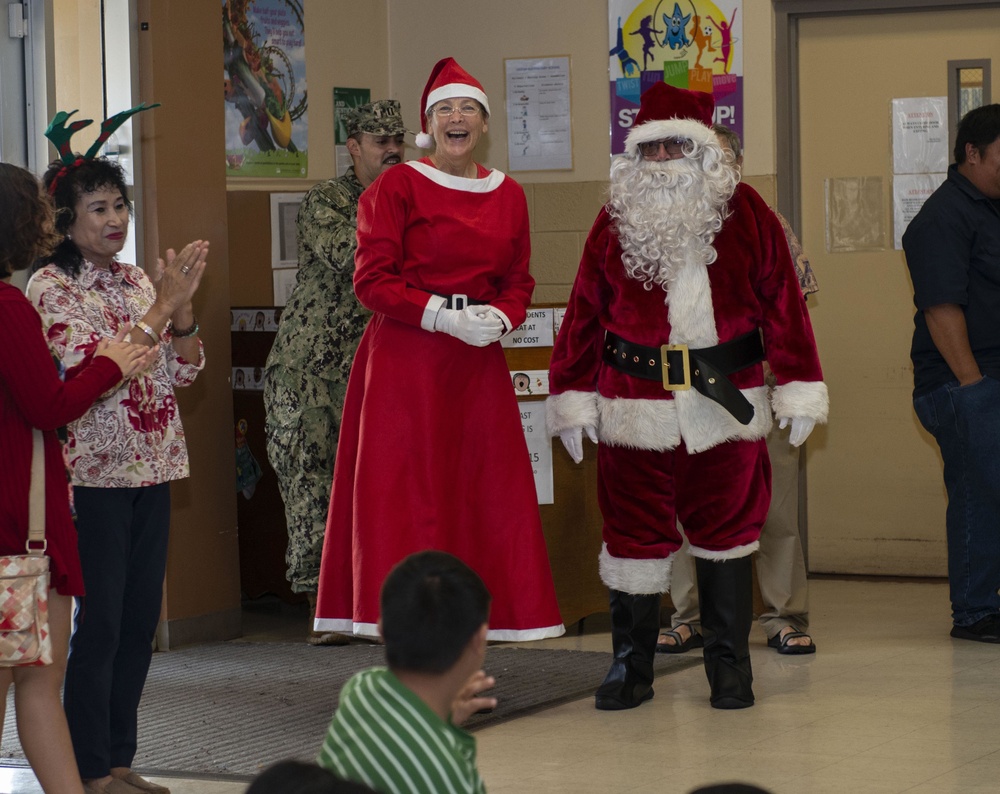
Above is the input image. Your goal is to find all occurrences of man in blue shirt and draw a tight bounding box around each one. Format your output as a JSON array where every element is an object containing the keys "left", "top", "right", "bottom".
[{"left": 903, "top": 103, "right": 1000, "bottom": 643}]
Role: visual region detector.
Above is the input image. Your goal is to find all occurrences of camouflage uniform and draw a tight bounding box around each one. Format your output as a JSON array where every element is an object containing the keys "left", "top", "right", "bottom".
[{"left": 263, "top": 100, "right": 405, "bottom": 593}]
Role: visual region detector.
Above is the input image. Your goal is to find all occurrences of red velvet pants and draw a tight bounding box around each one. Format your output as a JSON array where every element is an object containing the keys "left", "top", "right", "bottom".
[{"left": 597, "top": 438, "right": 771, "bottom": 561}]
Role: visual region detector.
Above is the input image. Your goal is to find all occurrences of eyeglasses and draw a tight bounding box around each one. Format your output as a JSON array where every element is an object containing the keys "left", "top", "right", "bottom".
[
  {"left": 638, "top": 137, "right": 691, "bottom": 158},
  {"left": 433, "top": 103, "right": 481, "bottom": 117}
]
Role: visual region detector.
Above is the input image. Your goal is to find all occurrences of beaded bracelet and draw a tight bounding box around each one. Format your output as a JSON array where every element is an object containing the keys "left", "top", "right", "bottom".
[
  {"left": 135, "top": 321, "right": 159, "bottom": 343},
  {"left": 172, "top": 317, "right": 199, "bottom": 338}
]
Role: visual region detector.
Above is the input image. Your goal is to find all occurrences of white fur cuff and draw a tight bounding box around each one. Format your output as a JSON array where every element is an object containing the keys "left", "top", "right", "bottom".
[
  {"left": 599, "top": 544, "right": 672, "bottom": 595},
  {"left": 546, "top": 390, "right": 598, "bottom": 436},
  {"left": 688, "top": 540, "right": 759, "bottom": 561},
  {"left": 771, "top": 381, "right": 829, "bottom": 424}
]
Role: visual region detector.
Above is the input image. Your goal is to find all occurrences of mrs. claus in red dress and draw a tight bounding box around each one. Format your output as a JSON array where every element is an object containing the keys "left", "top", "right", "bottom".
[{"left": 314, "top": 58, "right": 564, "bottom": 641}]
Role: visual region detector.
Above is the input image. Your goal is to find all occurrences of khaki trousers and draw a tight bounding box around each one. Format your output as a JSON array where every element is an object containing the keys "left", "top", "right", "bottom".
[{"left": 669, "top": 420, "right": 810, "bottom": 638}]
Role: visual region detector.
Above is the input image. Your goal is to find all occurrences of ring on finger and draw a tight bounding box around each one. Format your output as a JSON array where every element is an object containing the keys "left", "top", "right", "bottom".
[{"left": 181, "top": 266, "right": 191, "bottom": 274}]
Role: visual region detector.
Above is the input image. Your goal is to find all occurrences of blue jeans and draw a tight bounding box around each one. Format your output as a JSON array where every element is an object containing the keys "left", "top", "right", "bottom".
[
  {"left": 913, "top": 376, "right": 1000, "bottom": 626},
  {"left": 64, "top": 484, "right": 171, "bottom": 778}
]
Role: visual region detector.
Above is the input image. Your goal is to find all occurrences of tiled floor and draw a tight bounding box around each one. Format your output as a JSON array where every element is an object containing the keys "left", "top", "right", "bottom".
[{"left": 4, "top": 577, "right": 1000, "bottom": 793}]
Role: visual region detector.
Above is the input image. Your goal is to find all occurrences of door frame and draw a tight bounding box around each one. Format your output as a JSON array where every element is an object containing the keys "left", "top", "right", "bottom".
[{"left": 773, "top": 0, "right": 1000, "bottom": 233}]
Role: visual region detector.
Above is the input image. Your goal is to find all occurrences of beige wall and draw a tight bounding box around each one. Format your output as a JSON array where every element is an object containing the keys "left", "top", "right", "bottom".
[
  {"left": 384, "top": 0, "right": 777, "bottom": 183},
  {"left": 798, "top": 7, "right": 1000, "bottom": 575},
  {"left": 52, "top": 0, "right": 103, "bottom": 123},
  {"left": 136, "top": 0, "right": 242, "bottom": 644},
  {"left": 226, "top": 1, "right": 782, "bottom": 305}
]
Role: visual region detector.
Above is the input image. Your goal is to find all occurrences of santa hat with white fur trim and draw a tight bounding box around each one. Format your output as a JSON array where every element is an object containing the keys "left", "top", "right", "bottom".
[
  {"left": 624, "top": 82, "right": 716, "bottom": 157},
  {"left": 414, "top": 57, "right": 491, "bottom": 149}
]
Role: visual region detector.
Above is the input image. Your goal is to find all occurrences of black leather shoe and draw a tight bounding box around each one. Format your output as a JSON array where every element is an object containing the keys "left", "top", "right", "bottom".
[
  {"left": 595, "top": 679, "right": 654, "bottom": 710},
  {"left": 951, "top": 615, "right": 1000, "bottom": 643}
]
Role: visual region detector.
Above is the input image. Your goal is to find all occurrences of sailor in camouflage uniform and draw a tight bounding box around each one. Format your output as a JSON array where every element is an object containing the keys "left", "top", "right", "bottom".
[{"left": 263, "top": 100, "right": 406, "bottom": 643}]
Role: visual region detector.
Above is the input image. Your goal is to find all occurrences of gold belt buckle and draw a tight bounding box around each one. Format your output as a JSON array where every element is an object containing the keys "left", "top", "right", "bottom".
[{"left": 660, "top": 344, "right": 691, "bottom": 391}]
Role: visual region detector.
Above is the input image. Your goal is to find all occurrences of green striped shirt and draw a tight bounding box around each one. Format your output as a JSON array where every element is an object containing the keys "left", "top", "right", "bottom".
[{"left": 318, "top": 668, "right": 486, "bottom": 794}]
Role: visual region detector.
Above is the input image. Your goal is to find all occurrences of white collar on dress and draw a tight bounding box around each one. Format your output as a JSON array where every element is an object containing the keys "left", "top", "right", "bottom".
[{"left": 405, "top": 160, "right": 506, "bottom": 193}]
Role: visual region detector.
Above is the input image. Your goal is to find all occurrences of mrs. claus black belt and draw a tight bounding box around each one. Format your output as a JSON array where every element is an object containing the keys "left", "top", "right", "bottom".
[
  {"left": 602, "top": 329, "right": 765, "bottom": 425},
  {"left": 431, "top": 292, "right": 488, "bottom": 310}
]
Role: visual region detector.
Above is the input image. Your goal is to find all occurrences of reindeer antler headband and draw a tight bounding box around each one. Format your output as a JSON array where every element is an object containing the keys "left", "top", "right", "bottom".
[{"left": 44, "top": 102, "right": 160, "bottom": 194}]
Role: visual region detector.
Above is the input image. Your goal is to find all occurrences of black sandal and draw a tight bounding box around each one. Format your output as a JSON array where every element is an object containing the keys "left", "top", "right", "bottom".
[
  {"left": 655, "top": 623, "right": 704, "bottom": 654},
  {"left": 767, "top": 629, "right": 816, "bottom": 655}
]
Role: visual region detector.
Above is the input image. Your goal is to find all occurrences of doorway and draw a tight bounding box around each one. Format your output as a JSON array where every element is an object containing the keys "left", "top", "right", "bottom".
[{"left": 778, "top": 2, "right": 1000, "bottom": 575}]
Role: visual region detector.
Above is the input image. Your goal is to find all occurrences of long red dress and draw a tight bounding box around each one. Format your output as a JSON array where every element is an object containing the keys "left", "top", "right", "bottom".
[
  {"left": 314, "top": 160, "right": 564, "bottom": 640},
  {"left": 0, "top": 282, "right": 121, "bottom": 595}
]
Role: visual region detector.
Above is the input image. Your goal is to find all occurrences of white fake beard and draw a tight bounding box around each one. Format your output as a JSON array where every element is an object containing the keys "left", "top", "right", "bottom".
[{"left": 608, "top": 151, "right": 737, "bottom": 292}]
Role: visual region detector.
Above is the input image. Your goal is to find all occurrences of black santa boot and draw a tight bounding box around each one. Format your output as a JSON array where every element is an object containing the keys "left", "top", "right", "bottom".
[
  {"left": 594, "top": 589, "right": 661, "bottom": 710},
  {"left": 695, "top": 555, "right": 755, "bottom": 709}
]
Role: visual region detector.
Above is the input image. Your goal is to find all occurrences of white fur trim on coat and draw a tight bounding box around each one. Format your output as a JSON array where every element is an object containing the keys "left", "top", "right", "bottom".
[
  {"left": 688, "top": 541, "right": 760, "bottom": 561},
  {"left": 624, "top": 118, "right": 715, "bottom": 157},
  {"left": 770, "top": 380, "right": 829, "bottom": 424},
  {"left": 546, "top": 390, "right": 599, "bottom": 436},
  {"left": 597, "top": 387, "right": 772, "bottom": 454},
  {"left": 599, "top": 543, "right": 672, "bottom": 595}
]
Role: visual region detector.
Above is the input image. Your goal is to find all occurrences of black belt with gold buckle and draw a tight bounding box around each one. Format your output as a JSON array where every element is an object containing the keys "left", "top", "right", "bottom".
[{"left": 602, "top": 329, "right": 765, "bottom": 425}]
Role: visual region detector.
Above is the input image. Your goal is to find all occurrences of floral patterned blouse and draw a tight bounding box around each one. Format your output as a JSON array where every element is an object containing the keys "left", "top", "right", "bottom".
[{"left": 26, "top": 260, "right": 205, "bottom": 488}]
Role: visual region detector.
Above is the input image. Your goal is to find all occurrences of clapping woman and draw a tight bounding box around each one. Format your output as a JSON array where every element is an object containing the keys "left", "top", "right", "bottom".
[
  {"left": 27, "top": 155, "right": 207, "bottom": 794},
  {"left": 0, "top": 163, "right": 153, "bottom": 794}
]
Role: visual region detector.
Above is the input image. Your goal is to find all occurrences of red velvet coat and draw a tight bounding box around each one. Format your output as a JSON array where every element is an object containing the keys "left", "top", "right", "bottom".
[{"left": 547, "top": 183, "right": 827, "bottom": 454}]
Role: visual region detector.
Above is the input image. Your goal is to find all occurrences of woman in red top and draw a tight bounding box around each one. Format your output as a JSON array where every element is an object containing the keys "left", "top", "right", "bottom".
[{"left": 0, "top": 163, "right": 151, "bottom": 794}]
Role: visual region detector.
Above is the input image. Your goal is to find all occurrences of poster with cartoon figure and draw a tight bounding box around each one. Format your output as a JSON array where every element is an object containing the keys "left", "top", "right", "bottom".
[
  {"left": 224, "top": 0, "right": 308, "bottom": 177},
  {"left": 609, "top": 1, "right": 742, "bottom": 155}
]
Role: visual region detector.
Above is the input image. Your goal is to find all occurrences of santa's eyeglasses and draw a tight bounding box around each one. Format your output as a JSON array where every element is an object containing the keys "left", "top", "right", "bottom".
[{"left": 638, "top": 137, "right": 691, "bottom": 158}]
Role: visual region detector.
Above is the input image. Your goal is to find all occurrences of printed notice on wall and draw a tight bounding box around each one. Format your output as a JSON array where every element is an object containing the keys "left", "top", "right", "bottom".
[
  {"left": 501, "top": 308, "right": 555, "bottom": 348},
  {"left": 505, "top": 57, "right": 572, "bottom": 171},
  {"left": 825, "top": 176, "right": 886, "bottom": 253},
  {"left": 893, "top": 173, "right": 946, "bottom": 250},
  {"left": 892, "top": 97, "right": 948, "bottom": 175},
  {"left": 272, "top": 268, "right": 299, "bottom": 306},
  {"left": 520, "top": 401, "right": 554, "bottom": 505},
  {"left": 510, "top": 370, "right": 550, "bottom": 397}
]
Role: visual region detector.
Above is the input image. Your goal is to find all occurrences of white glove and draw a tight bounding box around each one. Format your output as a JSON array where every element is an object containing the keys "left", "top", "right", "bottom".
[
  {"left": 473, "top": 305, "right": 510, "bottom": 333},
  {"left": 433, "top": 306, "right": 504, "bottom": 347},
  {"left": 558, "top": 425, "right": 598, "bottom": 464},
  {"left": 779, "top": 416, "right": 816, "bottom": 448}
]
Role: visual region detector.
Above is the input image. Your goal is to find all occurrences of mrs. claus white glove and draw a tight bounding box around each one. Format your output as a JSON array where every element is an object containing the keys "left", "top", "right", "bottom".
[{"left": 433, "top": 306, "right": 504, "bottom": 347}]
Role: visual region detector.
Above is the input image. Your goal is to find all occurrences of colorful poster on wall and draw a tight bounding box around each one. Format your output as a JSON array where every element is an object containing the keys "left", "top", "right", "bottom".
[
  {"left": 608, "top": 1, "right": 742, "bottom": 155},
  {"left": 223, "top": 0, "right": 308, "bottom": 178}
]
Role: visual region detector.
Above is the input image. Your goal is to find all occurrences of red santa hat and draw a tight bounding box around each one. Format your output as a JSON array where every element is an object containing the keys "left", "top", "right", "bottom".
[
  {"left": 414, "top": 57, "right": 491, "bottom": 149},
  {"left": 624, "top": 82, "right": 716, "bottom": 157}
]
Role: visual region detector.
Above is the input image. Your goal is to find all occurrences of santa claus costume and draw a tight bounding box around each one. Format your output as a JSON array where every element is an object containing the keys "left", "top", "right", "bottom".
[
  {"left": 313, "top": 58, "right": 564, "bottom": 642},
  {"left": 547, "top": 83, "right": 827, "bottom": 709}
]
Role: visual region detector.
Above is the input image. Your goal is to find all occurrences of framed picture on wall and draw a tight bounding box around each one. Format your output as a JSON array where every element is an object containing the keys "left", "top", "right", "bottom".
[{"left": 269, "top": 192, "right": 306, "bottom": 266}]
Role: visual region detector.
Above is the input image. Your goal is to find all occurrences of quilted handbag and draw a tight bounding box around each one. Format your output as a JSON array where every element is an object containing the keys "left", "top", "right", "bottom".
[{"left": 0, "top": 430, "right": 52, "bottom": 667}]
